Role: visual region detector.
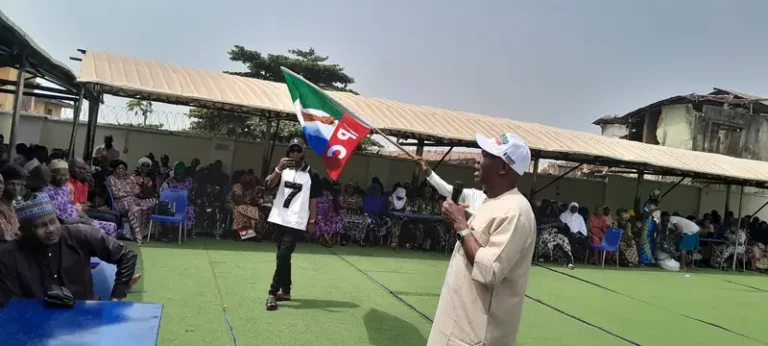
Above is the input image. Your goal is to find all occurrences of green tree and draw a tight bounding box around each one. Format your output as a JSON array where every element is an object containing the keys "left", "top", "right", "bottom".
[
  {"left": 125, "top": 99, "right": 154, "bottom": 126},
  {"left": 187, "top": 46, "right": 381, "bottom": 150}
]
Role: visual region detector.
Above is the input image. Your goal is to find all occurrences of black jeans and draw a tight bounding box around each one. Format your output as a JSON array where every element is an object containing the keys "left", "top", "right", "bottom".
[{"left": 269, "top": 223, "right": 300, "bottom": 295}]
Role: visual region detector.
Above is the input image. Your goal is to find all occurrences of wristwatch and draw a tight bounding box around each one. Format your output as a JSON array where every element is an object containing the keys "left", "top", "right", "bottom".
[{"left": 457, "top": 228, "right": 472, "bottom": 242}]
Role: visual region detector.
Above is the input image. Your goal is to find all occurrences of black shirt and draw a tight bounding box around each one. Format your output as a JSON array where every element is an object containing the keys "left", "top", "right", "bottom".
[{"left": 0, "top": 224, "right": 137, "bottom": 305}]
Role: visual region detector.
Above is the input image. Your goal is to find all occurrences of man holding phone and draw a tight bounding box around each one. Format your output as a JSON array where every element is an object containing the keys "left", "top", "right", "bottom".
[{"left": 264, "top": 137, "right": 320, "bottom": 311}]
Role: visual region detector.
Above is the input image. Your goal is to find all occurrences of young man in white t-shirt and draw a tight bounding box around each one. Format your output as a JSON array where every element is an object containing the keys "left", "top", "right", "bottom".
[{"left": 264, "top": 137, "right": 320, "bottom": 311}]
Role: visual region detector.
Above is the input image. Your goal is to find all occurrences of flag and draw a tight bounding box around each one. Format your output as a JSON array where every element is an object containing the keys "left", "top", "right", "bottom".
[{"left": 281, "top": 67, "right": 372, "bottom": 180}]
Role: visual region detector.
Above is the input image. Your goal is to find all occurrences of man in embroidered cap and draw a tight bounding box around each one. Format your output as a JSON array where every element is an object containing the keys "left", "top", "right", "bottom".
[
  {"left": 0, "top": 192, "right": 138, "bottom": 305},
  {"left": 429, "top": 133, "right": 536, "bottom": 346}
]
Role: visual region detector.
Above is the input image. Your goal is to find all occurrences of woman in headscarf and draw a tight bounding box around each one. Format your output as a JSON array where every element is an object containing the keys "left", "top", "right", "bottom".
[
  {"left": 134, "top": 157, "right": 159, "bottom": 199},
  {"left": 639, "top": 208, "right": 660, "bottom": 265},
  {"left": 710, "top": 218, "right": 748, "bottom": 270},
  {"left": 227, "top": 170, "right": 262, "bottom": 240},
  {"left": 340, "top": 180, "right": 369, "bottom": 246},
  {"left": 536, "top": 200, "right": 575, "bottom": 269},
  {"left": 614, "top": 208, "right": 639, "bottom": 267},
  {"left": 560, "top": 202, "right": 589, "bottom": 260},
  {"left": 588, "top": 205, "right": 611, "bottom": 263},
  {"left": 160, "top": 161, "right": 197, "bottom": 231},
  {"left": 44, "top": 159, "right": 117, "bottom": 236},
  {"left": 159, "top": 154, "right": 172, "bottom": 181},
  {"left": 106, "top": 159, "right": 158, "bottom": 244},
  {"left": 419, "top": 184, "right": 446, "bottom": 251},
  {"left": 0, "top": 164, "right": 21, "bottom": 241},
  {"left": 315, "top": 178, "right": 343, "bottom": 247},
  {"left": 363, "top": 183, "right": 391, "bottom": 246},
  {"left": 388, "top": 183, "right": 408, "bottom": 249}
]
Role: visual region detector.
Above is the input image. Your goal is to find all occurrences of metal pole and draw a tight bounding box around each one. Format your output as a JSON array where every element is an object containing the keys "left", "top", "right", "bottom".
[
  {"left": 534, "top": 163, "right": 583, "bottom": 194},
  {"left": 733, "top": 185, "right": 744, "bottom": 271},
  {"left": 8, "top": 56, "right": 27, "bottom": 159},
  {"left": 749, "top": 199, "right": 768, "bottom": 218},
  {"left": 264, "top": 119, "right": 281, "bottom": 179},
  {"left": 529, "top": 156, "right": 540, "bottom": 202},
  {"left": 83, "top": 99, "right": 100, "bottom": 162},
  {"left": 68, "top": 88, "right": 85, "bottom": 156},
  {"left": 724, "top": 185, "right": 732, "bottom": 216},
  {"left": 259, "top": 119, "right": 273, "bottom": 178},
  {"left": 659, "top": 177, "right": 685, "bottom": 200},
  {"left": 634, "top": 170, "right": 645, "bottom": 215}
]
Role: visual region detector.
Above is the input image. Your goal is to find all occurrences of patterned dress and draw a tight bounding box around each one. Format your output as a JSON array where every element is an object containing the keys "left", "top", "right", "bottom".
[
  {"left": 316, "top": 191, "right": 343, "bottom": 236},
  {"left": 106, "top": 174, "right": 158, "bottom": 240},
  {"left": 44, "top": 185, "right": 117, "bottom": 237},
  {"left": 639, "top": 216, "right": 657, "bottom": 264},
  {"left": 535, "top": 215, "right": 574, "bottom": 264},
  {"left": 340, "top": 194, "right": 369, "bottom": 242},
  {"left": 616, "top": 220, "right": 639, "bottom": 265},
  {"left": 227, "top": 184, "right": 261, "bottom": 232},
  {"left": 161, "top": 177, "right": 197, "bottom": 230},
  {"left": 0, "top": 201, "right": 19, "bottom": 242},
  {"left": 711, "top": 229, "right": 747, "bottom": 269}
]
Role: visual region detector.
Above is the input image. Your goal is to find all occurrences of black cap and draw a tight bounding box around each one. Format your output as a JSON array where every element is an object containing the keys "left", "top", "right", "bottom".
[{"left": 288, "top": 137, "right": 306, "bottom": 149}]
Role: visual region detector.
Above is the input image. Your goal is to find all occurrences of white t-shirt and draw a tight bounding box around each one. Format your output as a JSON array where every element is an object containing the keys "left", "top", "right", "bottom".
[
  {"left": 426, "top": 172, "right": 486, "bottom": 214},
  {"left": 267, "top": 163, "right": 319, "bottom": 231},
  {"left": 669, "top": 216, "right": 700, "bottom": 235}
]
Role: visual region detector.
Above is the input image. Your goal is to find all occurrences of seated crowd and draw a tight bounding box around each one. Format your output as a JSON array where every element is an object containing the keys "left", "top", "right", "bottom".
[{"left": 533, "top": 189, "right": 768, "bottom": 272}]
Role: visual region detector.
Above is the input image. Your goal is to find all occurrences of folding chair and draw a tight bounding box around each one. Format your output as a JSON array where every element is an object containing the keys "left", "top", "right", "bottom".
[
  {"left": 148, "top": 188, "right": 189, "bottom": 245},
  {"left": 586, "top": 227, "right": 623, "bottom": 268}
]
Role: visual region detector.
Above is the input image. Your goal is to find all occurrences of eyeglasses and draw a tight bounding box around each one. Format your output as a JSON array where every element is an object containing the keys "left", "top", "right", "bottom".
[{"left": 288, "top": 148, "right": 303, "bottom": 154}]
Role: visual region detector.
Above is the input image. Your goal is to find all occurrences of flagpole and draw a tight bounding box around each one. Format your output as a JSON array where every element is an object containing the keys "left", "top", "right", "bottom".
[{"left": 281, "top": 67, "right": 419, "bottom": 160}]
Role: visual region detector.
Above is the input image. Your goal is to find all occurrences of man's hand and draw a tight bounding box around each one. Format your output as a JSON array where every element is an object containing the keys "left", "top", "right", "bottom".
[
  {"left": 441, "top": 200, "right": 469, "bottom": 231},
  {"left": 417, "top": 158, "right": 432, "bottom": 176},
  {"left": 307, "top": 222, "right": 315, "bottom": 234},
  {"left": 277, "top": 158, "right": 295, "bottom": 171}
]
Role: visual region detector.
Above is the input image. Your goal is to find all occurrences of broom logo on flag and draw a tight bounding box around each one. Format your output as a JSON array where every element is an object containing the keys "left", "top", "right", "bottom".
[{"left": 281, "top": 67, "right": 372, "bottom": 180}]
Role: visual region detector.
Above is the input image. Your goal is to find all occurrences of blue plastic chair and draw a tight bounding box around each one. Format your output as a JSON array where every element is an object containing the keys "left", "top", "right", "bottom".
[
  {"left": 587, "top": 227, "right": 623, "bottom": 268},
  {"left": 106, "top": 184, "right": 118, "bottom": 212},
  {"left": 148, "top": 188, "right": 188, "bottom": 245}
]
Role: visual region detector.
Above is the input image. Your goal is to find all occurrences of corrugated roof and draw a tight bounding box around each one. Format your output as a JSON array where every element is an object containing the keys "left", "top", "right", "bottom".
[
  {"left": 78, "top": 51, "right": 768, "bottom": 186},
  {"left": 0, "top": 10, "right": 78, "bottom": 91}
]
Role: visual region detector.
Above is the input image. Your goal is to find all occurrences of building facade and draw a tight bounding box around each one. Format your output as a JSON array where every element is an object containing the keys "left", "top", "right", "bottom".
[
  {"left": 0, "top": 67, "right": 72, "bottom": 117},
  {"left": 594, "top": 87, "right": 768, "bottom": 161}
]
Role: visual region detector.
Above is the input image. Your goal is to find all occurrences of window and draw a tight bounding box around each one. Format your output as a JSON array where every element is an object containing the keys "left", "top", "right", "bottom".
[
  {"left": 709, "top": 123, "right": 743, "bottom": 157},
  {"left": 44, "top": 108, "right": 53, "bottom": 116}
]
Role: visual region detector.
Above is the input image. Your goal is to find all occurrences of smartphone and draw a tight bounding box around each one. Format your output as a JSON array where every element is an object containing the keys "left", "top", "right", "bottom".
[{"left": 284, "top": 158, "right": 296, "bottom": 168}]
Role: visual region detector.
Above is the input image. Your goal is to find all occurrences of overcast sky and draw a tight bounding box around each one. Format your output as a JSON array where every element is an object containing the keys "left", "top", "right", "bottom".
[{"left": 5, "top": 0, "right": 768, "bottom": 134}]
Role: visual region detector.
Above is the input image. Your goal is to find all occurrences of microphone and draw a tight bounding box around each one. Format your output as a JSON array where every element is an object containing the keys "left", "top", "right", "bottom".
[{"left": 451, "top": 181, "right": 464, "bottom": 204}]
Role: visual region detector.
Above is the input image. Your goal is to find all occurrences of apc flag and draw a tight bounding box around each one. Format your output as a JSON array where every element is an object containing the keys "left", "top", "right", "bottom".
[{"left": 281, "top": 67, "right": 371, "bottom": 180}]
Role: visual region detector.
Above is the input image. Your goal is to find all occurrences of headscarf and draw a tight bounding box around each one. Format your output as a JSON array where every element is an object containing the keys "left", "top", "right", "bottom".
[
  {"left": 0, "top": 164, "right": 25, "bottom": 182},
  {"left": 240, "top": 172, "right": 255, "bottom": 185},
  {"left": 172, "top": 161, "right": 186, "bottom": 178},
  {"left": 13, "top": 193, "right": 56, "bottom": 221},
  {"left": 110, "top": 159, "right": 128, "bottom": 170},
  {"left": 138, "top": 157, "right": 152, "bottom": 168},
  {"left": 345, "top": 180, "right": 360, "bottom": 195},
  {"left": 560, "top": 202, "right": 587, "bottom": 236},
  {"left": 391, "top": 187, "right": 407, "bottom": 210}
]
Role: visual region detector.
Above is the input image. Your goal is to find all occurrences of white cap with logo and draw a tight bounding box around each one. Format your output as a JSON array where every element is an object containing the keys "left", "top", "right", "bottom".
[{"left": 476, "top": 132, "right": 531, "bottom": 176}]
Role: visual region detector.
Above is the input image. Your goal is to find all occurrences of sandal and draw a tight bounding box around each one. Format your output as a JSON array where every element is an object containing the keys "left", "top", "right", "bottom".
[
  {"left": 276, "top": 291, "right": 291, "bottom": 301},
  {"left": 266, "top": 295, "right": 278, "bottom": 311},
  {"left": 567, "top": 264, "right": 575, "bottom": 270}
]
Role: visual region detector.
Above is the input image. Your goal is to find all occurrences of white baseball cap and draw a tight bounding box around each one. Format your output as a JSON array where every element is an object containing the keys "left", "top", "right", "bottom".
[{"left": 476, "top": 132, "right": 531, "bottom": 176}]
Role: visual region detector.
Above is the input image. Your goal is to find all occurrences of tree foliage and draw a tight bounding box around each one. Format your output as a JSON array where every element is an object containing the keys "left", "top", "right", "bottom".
[
  {"left": 187, "top": 46, "right": 381, "bottom": 151},
  {"left": 125, "top": 100, "right": 153, "bottom": 126}
]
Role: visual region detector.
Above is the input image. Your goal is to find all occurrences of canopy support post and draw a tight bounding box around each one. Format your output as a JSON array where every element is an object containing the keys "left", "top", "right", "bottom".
[
  {"left": 529, "top": 155, "right": 540, "bottom": 202},
  {"left": 8, "top": 55, "right": 27, "bottom": 159},
  {"left": 264, "top": 120, "right": 281, "bottom": 179},
  {"left": 83, "top": 97, "right": 100, "bottom": 163},
  {"left": 733, "top": 185, "right": 745, "bottom": 271},
  {"left": 431, "top": 146, "right": 454, "bottom": 171},
  {"left": 634, "top": 170, "right": 645, "bottom": 215},
  {"left": 749, "top": 199, "right": 768, "bottom": 218},
  {"left": 68, "top": 88, "right": 85, "bottom": 157},
  {"left": 260, "top": 119, "right": 273, "bottom": 178}
]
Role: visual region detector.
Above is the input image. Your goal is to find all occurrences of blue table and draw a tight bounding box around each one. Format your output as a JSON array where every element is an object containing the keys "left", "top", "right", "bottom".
[{"left": 0, "top": 299, "right": 163, "bottom": 346}]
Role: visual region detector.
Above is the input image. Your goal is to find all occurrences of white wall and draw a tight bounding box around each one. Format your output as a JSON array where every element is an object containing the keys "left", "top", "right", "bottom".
[{"left": 5, "top": 111, "right": 768, "bottom": 219}]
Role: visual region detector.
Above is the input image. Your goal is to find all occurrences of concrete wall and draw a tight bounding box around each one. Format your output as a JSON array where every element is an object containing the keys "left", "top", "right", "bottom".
[
  {"left": 599, "top": 123, "right": 629, "bottom": 138},
  {"left": 656, "top": 104, "right": 693, "bottom": 150},
  {"left": 4, "top": 110, "right": 768, "bottom": 219}
]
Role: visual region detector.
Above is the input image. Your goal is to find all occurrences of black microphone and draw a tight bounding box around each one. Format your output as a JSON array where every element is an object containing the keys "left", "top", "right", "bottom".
[{"left": 451, "top": 181, "right": 464, "bottom": 204}]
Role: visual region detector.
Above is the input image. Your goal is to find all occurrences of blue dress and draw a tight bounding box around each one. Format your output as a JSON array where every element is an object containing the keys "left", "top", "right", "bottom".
[{"left": 639, "top": 216, "right": 657, "bottom": 264}]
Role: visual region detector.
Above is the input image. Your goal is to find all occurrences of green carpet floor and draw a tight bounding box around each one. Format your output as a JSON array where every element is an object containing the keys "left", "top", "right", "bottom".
[{"left": 126, "top": 239, "right": 768, "bottom": 346}]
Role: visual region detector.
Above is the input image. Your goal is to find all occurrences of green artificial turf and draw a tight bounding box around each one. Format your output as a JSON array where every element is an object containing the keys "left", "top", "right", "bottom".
[{"left": 126, "top": 240, "right": 768, "bottom": 346}]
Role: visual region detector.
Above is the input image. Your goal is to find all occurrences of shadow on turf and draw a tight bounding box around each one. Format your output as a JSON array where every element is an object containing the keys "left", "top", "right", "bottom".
[
  {"left": 139, "top": 238, "right": 449, "bottom": 260},
  {"left": 278, "top": 299, "right": 359, "bottom": 312},
  {"left": 364, "top": 308, "right": 427, "bottom": 346}
]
